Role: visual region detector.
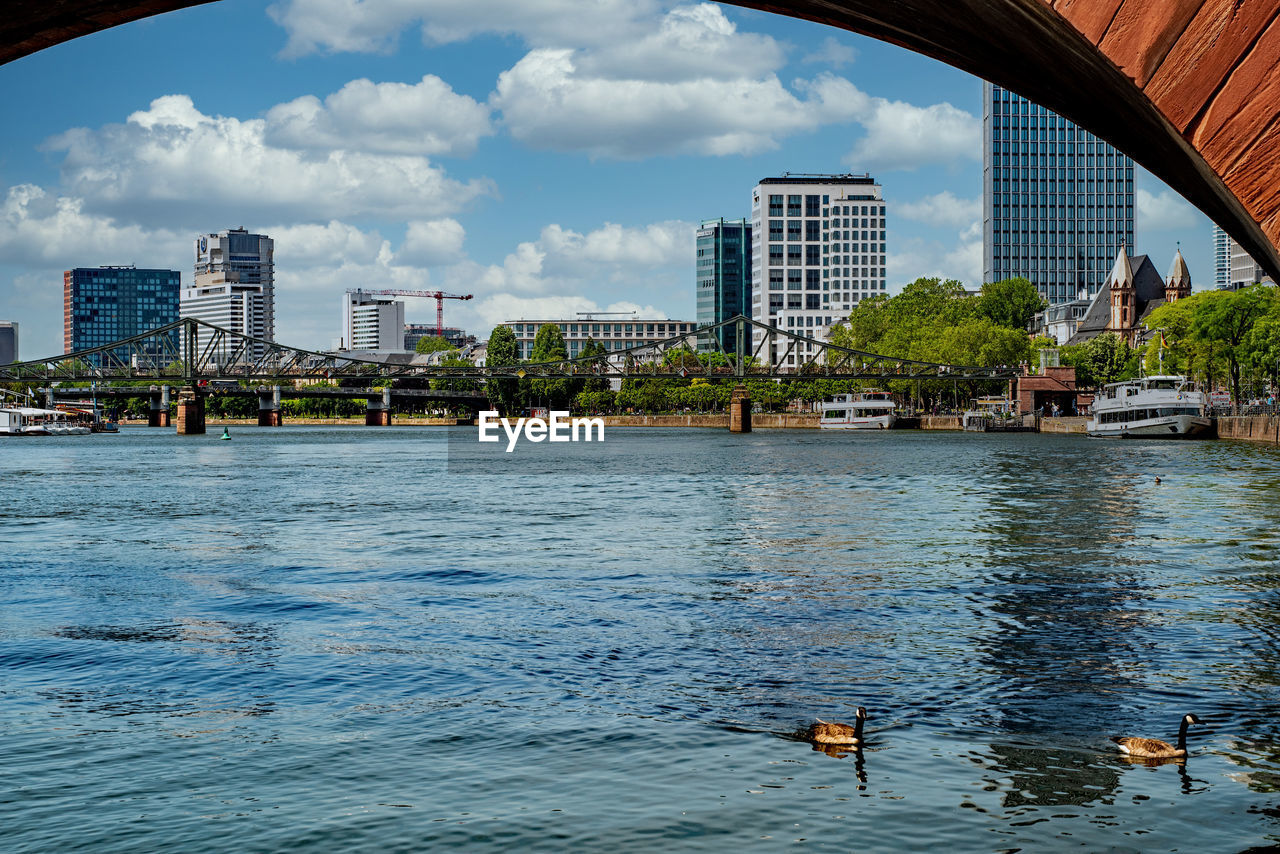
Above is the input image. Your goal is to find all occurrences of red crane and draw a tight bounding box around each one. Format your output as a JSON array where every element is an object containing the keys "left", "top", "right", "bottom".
[{"left": 346, "top": 289, "right": 473, "bottom": 337}]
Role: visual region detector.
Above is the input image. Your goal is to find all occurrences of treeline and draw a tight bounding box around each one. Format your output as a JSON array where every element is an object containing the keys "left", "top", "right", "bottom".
[{"left": 484, "top": 277, "right": 1045, "bottom": 415}]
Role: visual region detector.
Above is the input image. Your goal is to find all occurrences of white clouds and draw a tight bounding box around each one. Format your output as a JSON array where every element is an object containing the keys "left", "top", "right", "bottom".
[
  {"left": 268, "top": 0, "right": 661, "bottom": 57},
  {"left": 264, "top": 75, "right": 492, "bottom": 156},
  {"left": 803, "top": 36, "right": 857, "bottom": 68},
  {"left": 47, "top": 94, "right": 494, "bottom": 227},
  {"left": 400, "top": 219, "right": 467, "bottom": 265},
  {"left": 494, "top": 51, "right": 861, "bottom": 158},
  {"left": 575, "top": 4, "right": 784, "bottom": 82},
  {"left": 0, "top": 184, "right": 187, "bottom": 269},
  {"left": 846, "top": 98, "right": 979, "bottom": 172},
  {"left": 897, "top": 191, "right": 981, "bottom": 229},
  {"left": 1136, "top": 188, "right": 1198, "bottom": 231}
]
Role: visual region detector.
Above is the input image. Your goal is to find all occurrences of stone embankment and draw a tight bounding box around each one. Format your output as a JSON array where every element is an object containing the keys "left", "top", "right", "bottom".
[
  {"left": 1215, "top": 416, "right": 1280, "bottom": 443},
  {"left": 1041, "top": 416, "right": 1088, "bottom": 434}
]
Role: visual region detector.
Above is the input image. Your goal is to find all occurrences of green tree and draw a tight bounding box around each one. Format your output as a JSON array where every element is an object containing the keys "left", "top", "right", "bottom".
[
  {"left": 1191, "top": 286, "right": 1274, "bottom": 404},
  {"left": 485, "top": 326, "right": 520, "bottom": 415},
  {"left": 415, "top": 335, "right": 456, "bottom": 354},
  {"left": 1061, "top": 333, "right": 1134, "bottom": 388},
  {"left": 577, "top": 337, "right": 611, "bottom": 393},
  {"left": 977, "top": 277, "right": 1046, "bottom": 331},
  {"left": 528, "top": 323, "right": 577, "bottom": 409}
]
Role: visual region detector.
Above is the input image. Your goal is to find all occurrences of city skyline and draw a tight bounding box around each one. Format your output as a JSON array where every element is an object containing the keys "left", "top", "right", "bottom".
[{"left": 0, "top": 0, "right": 1211, "bottom": 359}]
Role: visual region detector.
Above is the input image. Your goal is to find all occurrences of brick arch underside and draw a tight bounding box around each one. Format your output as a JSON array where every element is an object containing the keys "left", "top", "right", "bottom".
[{"left": 5, "top": 0, "right": 1279, "bottom": 281}]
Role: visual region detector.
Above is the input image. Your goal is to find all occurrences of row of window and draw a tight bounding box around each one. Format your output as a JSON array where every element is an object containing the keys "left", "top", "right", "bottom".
[
  {"left": 1095, "top": 407, "right": 1200, "bottom": 424},
  {"left": 510, "top": 322, "right": 693, "bottom": 336}
]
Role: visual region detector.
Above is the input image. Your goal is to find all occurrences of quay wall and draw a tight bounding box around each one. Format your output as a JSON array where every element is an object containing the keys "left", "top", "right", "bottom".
[
  {"left": 1216, "top": 416, "right": 1280, "bottom": 443},
  {"left": 1041, "top": 416, "right": 1088, "bottom": 434}
]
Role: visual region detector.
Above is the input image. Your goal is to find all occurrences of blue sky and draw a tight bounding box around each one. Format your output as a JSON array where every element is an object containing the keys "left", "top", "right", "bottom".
[{"left": 0, "top": 0, "right": 1208, "bottom": 357}]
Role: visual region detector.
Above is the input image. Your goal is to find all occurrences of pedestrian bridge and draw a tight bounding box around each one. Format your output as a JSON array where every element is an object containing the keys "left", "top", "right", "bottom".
[{"left": 0, "top": 316, "right": 1019, "bottom": 385}]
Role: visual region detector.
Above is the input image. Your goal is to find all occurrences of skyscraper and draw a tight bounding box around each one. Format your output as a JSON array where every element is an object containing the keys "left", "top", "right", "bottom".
[
  {"left": 182, "top": 228, "right": 275, "bottom": 358},
  {"left": 63, "top": 266, "right": 181, "bottom": 364},
  {"left": 1212, "top": 223, "right": 1274, "bottom": 289},
  {"left": 0, "top": 321, "right": 17, "bottom": 364},
  {"left": 695, "top": 218, "right": 752, "bottom": 354},
  {"left": 1211, "top": 225, "right": 1231, "bottom": 290},
  {"left": 750, "top": 174, "right": 886, "bottom": 368},
  {"left": 983, "top": 83, "right": 1134, "bottom": 304}
]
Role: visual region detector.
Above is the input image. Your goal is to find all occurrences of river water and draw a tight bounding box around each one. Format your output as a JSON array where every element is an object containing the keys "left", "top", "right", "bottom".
[{"left": 4, "top": 426, "right": 1280, "bottom": 851}]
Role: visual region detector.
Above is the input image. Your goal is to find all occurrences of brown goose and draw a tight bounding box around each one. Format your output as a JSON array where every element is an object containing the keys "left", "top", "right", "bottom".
[
  {"left": 1111, "top": 713, "right": 1202, "bottom": 759},
  {"left": 808, "top": 707, "right": 867, "bottom": 746}
]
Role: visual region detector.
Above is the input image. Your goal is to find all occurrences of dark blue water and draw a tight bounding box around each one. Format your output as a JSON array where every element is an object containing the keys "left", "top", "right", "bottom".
[{"left": 4, "top": 426, "right": 1280, "bottom": 851}]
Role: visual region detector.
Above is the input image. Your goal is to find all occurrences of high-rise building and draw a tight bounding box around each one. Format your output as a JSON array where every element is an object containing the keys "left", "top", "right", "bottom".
[
  {"left": 750, "top": 174, "right": 886, "bottom": 368},
  {"left": 983, "top": 83, "right": 1135, "bottom": 304},
  {"left": 342, "top": 290, "right": 406, "bottom": 351},
  {"left": 696, "top": 218, "right": 752, "bottom": 354},
  {"left": 183, "top": 228, "right": 275, "bottom": 359},
  {"left": 1211, "top": 225, "right": 1232, "bottom": 290},
  {"left": 1212, "top": 223, "right": 1275, "bottom": 290},
  {"left": 63, "top": 266, "right": 181, "bottom": 364},
  {"left": 0, "top": 321, "right": 17, "bottom": 364}
]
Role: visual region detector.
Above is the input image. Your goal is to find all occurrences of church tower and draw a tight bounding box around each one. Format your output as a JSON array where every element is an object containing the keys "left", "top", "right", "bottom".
[
  {"left": 1108, "top": 244, "right": 1136, "bottom": 336},
  {"left": 1165, "top": 247, "right": 1192, "bottom": 303}
]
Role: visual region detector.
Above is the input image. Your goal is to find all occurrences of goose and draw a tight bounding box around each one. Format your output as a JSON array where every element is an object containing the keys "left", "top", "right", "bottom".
[
  {"left": 1111, "top": 713, "right": 1202, "bottom": 759},
  {"left": 808, "top": 707, "right": 867, "bottom": 746}
]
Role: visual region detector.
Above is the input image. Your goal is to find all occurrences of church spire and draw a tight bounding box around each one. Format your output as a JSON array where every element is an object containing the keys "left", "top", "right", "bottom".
[
  {"left": 1109, "top": 242, "right": 1134, "bottom": 290},
  {"left": 1165, "top": 245, "right": 1192, "bottom": 302}
]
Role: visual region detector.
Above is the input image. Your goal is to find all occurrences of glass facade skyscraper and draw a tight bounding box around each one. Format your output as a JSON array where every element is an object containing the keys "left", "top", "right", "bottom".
[
  {"left": 695, "top": 218, "right": 752, "bottom": 354},
  {"left": 63, "top": 266, "right": 181, "bottom": 363},
  {"left": 983, "top": 83, "right": 1134, "bottom": 304}
]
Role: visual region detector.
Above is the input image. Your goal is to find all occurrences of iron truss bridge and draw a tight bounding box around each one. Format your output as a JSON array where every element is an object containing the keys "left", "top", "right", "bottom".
[{"left": 0, "top": 316, "right": 1019, "bottom": 384}]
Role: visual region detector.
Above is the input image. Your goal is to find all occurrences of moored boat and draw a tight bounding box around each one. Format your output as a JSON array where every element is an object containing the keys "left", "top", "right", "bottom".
[
  {"left": 0, "top": 407, "right": 93, "bottom": 436},
  {"left": 820, "top": 391, "right": 897, "bottom": 429},
  {"left": 1086, "top": 375, "right": 1212, "bottom": 438}
]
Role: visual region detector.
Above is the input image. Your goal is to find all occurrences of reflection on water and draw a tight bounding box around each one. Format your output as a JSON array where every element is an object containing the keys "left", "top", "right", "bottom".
[{"left": 5, "top": 428, "right": 1280, "bottom": 850}]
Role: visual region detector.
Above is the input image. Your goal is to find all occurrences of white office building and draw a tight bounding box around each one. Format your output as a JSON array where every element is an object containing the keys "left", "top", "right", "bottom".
[
  {"left": 751, "top": 174, "right": 886, "bottom": 367},
  {"left": 502, "top": 317, "right": 696, "bottom": 360},
  {"left": 182, "top": 228, "right": 275, "bottom": 360},
  {"left": 342, "top": 290, "right": 407, "bottom": 352}
]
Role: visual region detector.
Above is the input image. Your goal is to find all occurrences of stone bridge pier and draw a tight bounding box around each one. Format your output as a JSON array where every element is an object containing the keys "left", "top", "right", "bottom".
[
  {"left": 176, "top": 390, "right": 204, "bottom": 435},
  {"left": 258, "top": 385, "right": 282, "bottom": 426},
  {"left": 149, "top": 385, "right": 170, "bottom": 427},
  {"left": 366, "top": 387, "right": 391, "bottom": 426}
]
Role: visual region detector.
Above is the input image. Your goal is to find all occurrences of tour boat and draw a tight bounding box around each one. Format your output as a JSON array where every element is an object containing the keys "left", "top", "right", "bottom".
[
  {"left": 1086, "top": 375, "right": 1212, "bottom": 438},
  {"left": 820, "top": 391, "right": 897, "bottom": 429},
  {"left": 0, "top": 407, "right": 92, "bottom": 436}
]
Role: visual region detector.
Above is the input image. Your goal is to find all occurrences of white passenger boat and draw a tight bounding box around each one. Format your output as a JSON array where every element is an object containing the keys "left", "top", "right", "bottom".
[
  {"left": 0, "top": 407, "right": 93, "bottom": 436},
  {"left": 820, "top": 391, "right": 897, "bottom": 429},
  {"left": 1086, "top": 376, "right": 1212, "bottom": 438}
]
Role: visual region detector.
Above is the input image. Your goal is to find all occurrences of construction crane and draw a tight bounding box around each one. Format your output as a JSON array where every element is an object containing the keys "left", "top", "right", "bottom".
[{"left": 346, "top": 289, "right": 473, "bottom": 337}]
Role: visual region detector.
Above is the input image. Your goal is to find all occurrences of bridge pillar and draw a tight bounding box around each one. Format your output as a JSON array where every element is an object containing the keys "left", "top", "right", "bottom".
[
  {"left": 175, "top": 391, "right": 205, "bottom": 435},
  {"left": 257, "top": 385, "right": 282, "bottom": 426},
  {"left": 365, "top": 388, "right": 391, "bottom": 426},
  {"left": 148, "top": 385, "right": 170, "bottom": 427},
  {"left": 729, "top": 385, "right": 751, "bottom": 433}
]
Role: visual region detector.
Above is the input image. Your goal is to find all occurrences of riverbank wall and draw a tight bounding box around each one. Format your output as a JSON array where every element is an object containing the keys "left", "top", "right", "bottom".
[{"left": 1216, "top": 415, "right": 1280, "bottom": 443}]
